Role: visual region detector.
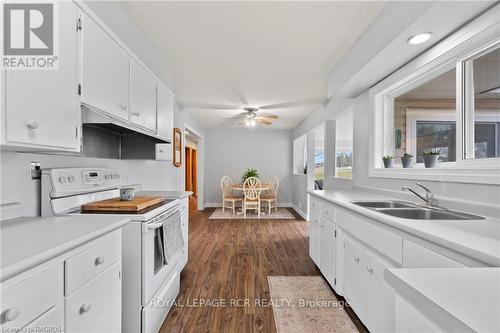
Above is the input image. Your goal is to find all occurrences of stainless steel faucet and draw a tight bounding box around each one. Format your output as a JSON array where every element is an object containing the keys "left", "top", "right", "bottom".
[{"left": 401, "top": 182, "right": 435, "bottom": 206}]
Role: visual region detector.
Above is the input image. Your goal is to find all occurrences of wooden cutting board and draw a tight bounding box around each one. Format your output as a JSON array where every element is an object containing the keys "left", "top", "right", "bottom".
[{"left": 81, "top": 196, "right": 164, "bottom": 212}]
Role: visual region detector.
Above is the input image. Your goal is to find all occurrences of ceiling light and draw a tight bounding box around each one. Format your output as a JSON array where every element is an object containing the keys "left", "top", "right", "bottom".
[
  {"left": 407, "top": 32, "right": 432, "bottom": 45},
  {"left": 249, "top": 118, "right": 256, "bottom": 127}
]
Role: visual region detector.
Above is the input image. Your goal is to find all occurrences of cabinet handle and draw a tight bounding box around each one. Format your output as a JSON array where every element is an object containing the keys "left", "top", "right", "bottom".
[
  {"left": 26, "top": 121, "right": 38, "bottom": 129},
  {"left": 94, "top": 256, "right": 105, "bottom": 265},
  {"left": 79, "top": 304, "right": 92, "bottom": 314},
  {"left": 2, "top": 307, "right": 21, "bottom": 322},
  {"left": 366, "top": 266, "right": 374, "bottom": 273},
  {"left": 354, "top": 256, "right": 360, "bottom": 263},
  {"left": 119, "top": 104, "right": 128, "bottom": 110},
  {"left": 131, "top": 111, "right": 141, "bottom": 117}
]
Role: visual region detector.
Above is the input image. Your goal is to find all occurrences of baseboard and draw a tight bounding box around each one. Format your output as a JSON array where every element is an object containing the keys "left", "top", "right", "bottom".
[{"left": 290, "top": 203, "right": 308, "bottom": 220}]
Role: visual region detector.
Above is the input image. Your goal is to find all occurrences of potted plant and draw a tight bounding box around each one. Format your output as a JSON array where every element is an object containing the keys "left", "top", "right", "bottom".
[
  {"left": 242, "top": 168, "right": 259, "bottom": 182},
  {"left": 421, "top": 150, "right": 440, "bottom": 168},
  {"left": 382, "top": 155, "right": 394, "bottom": 168},
  {"left": 401, "top": 153, "right": 414, "bottom": 168}
]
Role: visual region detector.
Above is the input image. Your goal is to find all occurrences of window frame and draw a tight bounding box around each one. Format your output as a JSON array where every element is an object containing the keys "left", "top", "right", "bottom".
[{"left": 369, "top": 15, "right": 500, "bottom": 184}]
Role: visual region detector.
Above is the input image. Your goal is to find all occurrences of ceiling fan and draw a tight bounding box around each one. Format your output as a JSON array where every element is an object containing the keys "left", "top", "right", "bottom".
[
  {"left": 236, "top": 107, "right": 278, "bottom": 127},
  {"left": 183, "top": 97, "right": 328, "bottom": 127}
]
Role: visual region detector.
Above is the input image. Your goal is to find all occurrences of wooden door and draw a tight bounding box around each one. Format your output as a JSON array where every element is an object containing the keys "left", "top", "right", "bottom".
[
  {"left": 185, "top": 147, "right": 192, "bottom": 192},
  {"left": 192, "top": 148, "right": 197, "bottom": 196}
]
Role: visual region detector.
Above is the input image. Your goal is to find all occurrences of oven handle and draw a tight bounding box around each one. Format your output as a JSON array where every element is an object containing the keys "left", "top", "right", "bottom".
[{"left": 145, "top": 221, "right": 164, "bottom": 230}]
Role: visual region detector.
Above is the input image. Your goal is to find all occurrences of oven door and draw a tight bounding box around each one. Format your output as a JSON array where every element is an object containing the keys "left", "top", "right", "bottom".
[{"left": 141, "top": 205, "right": 181, "bottom": 305}]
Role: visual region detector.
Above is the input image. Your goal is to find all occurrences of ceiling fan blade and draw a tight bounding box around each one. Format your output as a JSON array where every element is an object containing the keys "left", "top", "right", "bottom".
[
  {"left": 259, "top": 97, "right": 326, "bottom": 110},
  {"left": 183, "top": 103, "right": 241, "bottom": 110},
  {"left": 256, "top": 119, "right": 272, "bottom": 125},
  {"left": 256, "top": 115, "right": 278, "bottom": 120}
]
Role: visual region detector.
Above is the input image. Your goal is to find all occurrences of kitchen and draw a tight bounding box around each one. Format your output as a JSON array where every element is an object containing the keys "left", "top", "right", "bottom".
[{"left": 1, "top": 1, "right": 499, "bottom": 333}]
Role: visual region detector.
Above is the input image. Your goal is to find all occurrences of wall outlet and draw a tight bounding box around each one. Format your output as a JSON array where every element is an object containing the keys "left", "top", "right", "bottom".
[{"left": 30, "top": 162, "right": 41, "bottom": 180}]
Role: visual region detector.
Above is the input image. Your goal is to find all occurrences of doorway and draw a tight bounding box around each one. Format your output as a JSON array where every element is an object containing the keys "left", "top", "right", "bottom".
[{"left": 184, "top": 129, "right": 201, "bottom": 213}]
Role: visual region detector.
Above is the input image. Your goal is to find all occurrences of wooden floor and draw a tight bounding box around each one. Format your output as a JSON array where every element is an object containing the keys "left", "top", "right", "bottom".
[{"left": 159, "top": 207, "right": 365, "bottom": 333}]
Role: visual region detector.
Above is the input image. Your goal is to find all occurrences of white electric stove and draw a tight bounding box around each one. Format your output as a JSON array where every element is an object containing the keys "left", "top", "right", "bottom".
[{"left": 41, "top": 168, "right": 184, "bottom": 333}]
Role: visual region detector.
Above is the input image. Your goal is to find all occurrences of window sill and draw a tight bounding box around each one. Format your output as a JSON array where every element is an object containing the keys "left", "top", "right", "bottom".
[{"left": 369, "top": 167, "right": 500, "bottom": 185}]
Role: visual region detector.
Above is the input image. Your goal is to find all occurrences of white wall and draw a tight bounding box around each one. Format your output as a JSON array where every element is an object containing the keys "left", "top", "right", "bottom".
[{"left": 204, "top": 130, "right": 293, "bottom": 206}]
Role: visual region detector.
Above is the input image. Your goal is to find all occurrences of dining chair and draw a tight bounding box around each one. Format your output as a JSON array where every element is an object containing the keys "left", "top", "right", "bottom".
[
  {"left": 261, "top": 176, "right": 279, "bottom": 214},
  {"left": 221, "top": 176, "right": 242, "bottom": 214},
  {"left": 242, "top": 177, "right": 262, "bottom": 218}
]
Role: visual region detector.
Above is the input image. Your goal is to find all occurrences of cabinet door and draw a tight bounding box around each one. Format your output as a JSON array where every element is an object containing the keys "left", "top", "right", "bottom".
[
  {"left": 4, "top": 1, "right": 79, "bottom": 151},
  {"left": 319, "top": 218, "right": 336, "bottom": 287},
  {"left": 156, "top": 82, "right": 174, "bottom": 141},
  {"left": 65, "top": 263, "right": 121, "bottom": 333},
  {"left": 344, "top": 239, "right": 366, "bottom": 321},
  {"left": 309, "top": 212, "right": 321, "bottom": 266},
  {"left": 80, "top": 13, "right": 129, "bottom": 120},
  {"left": 130, "top": 60, "right": 157, "bottom": 131},
  {"left": 364, "top": 253, "right": 395, "bottom": 333}
]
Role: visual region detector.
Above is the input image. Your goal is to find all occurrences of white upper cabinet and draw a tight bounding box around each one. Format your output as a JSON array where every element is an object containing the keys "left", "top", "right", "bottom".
[
  {"left": 80, "top": 13, "right": 129, "bottom": 121},
  {"left": 130, "top": 60, "right": 157, "bottom": 132},
  {"left": 156, "top": 82, "right": 174, "bottom": 142},
  {"left": 2, "top": 1, "right": 80, "bottom": 151}
]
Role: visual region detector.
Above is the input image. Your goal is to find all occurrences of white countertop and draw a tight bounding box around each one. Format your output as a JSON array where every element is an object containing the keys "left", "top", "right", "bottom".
[
  {"left": 0, "top": 215, "right": 129, "bottom": 281},
  {"left": 308, "top": 190, "right": 500, "bottom": 266},
  {"left": 386, "top": 267, "right": 500, "bottom": 332},
  {"left": 137, "top": 190, "right": 192, "bottom": 199}
]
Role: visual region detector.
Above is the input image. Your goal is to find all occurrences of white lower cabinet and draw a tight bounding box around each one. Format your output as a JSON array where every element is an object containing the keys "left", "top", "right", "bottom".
[
  {"left": 65, "top": 263, "right": 121, "bottom": 333},
  {"left": 309, "top": 211, "right": 321, "bottom": 266},
  {"left": 0, "top": 230, "right": 122, "bottom": 333},
  {"left": 180, "top": 197, "right": 189, "bottom": 269},
  {"left": 319, "top": 217, "right": 336, "bottom": 287},
  {"left": 344, "top": 238, "right": 395, "bottom": 333}
]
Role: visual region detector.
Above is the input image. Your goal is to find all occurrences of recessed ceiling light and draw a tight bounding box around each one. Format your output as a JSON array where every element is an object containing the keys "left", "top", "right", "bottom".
[{"left": 407, "top": 32, "right": 432, "bottom": 45}]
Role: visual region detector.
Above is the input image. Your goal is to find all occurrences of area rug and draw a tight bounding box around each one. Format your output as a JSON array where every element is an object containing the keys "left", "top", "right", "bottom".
[
  {"left": 209, "top": 207, "right": 296, "bottom": 219},
  {"left": 267, "top": 276, "right": 358, "bottom": 333}
]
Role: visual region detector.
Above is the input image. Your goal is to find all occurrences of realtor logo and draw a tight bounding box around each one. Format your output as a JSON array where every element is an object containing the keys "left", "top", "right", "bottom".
[{"left": 1, "top": 2, "right": 58, "bottom": 70}]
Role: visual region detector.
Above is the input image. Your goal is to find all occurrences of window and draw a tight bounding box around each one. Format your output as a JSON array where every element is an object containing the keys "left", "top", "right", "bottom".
[
  {"left": 314, "top": 124, "right": 325, "bottom": 188},
  {"left": 293, "top": 135, "right": 307, "bottom": 175},
  {"left": 464, "top": 45, "right": 500, "bottom": 159},
  {"left": 335, "top": 112, "right": 353, "bottom": 179},
  {"left": 394, "top": 68, "right": 457, "bottom": 164},
  {"left": 370, "top": 30, "right": 500, "bottom": 184}
]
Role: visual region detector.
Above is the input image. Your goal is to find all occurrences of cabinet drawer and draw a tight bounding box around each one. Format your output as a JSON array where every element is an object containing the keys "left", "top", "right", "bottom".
[
  {"left": 0, "top": 265, "right": 62, "bottom": 331},
  {"left": 403, "top": 239, "right": 466, "bottom": 268},
  {"left": 65, "top": 231, "right": 121, "bottom": 295},
  {"left": 337, "top": 209, "right": 402, "bottom": 264},
  {"left": 22, "top": 305, "right": 63, "bottom": 332},
  {"left": 310, "top": 197, "right": 321, "bottom": 213},
  {"left": 321, "top": 201, "right": 335, "bottom": 221}
]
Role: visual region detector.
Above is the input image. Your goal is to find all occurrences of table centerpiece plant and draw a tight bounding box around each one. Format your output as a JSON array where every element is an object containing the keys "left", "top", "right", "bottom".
[{"left": 242, "top": 168, "right": 259, "bottom": 182}]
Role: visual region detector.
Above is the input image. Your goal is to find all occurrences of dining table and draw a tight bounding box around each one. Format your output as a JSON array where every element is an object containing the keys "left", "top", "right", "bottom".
[
  {"left": 232, "top": 183, "right": 271, "bottom": 191},
  {"left": 231, "top": 183, "right": 271, "bottom": 215}
]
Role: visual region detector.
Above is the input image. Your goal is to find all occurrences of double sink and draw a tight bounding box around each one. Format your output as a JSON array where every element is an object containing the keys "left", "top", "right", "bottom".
[{"left": 351, "top": 200, "right": 484, "bottom": 220}]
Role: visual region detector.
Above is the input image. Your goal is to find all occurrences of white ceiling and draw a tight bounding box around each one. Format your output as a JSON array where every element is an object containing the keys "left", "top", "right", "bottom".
[{"left": 124, "top": 1, "right": 386, "bottom": 129}]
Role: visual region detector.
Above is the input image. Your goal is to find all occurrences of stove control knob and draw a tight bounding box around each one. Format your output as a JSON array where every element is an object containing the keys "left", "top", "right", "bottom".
[
  {"left": 58, "top": 176, "right": 67, "bottom": 184},
  {"left": 68, "top": 176, "right": 75, "bottom": 183}
]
